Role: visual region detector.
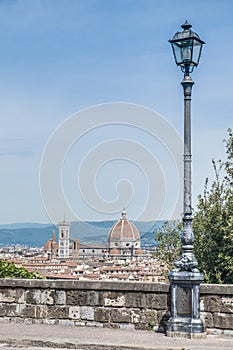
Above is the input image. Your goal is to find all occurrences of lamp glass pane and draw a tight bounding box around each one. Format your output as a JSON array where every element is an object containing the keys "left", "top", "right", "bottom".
[
  {"left": 172, "top": 40, "right": 193, "bottom": 65},
  {"left": 180, "top": 40, "right": 192, "bottom": 63},
  {"left": 192, "top": 40, "right": 202, "bottom": 65},
  {"left": 172, "top": 42, "right": 182, "bottom": 64}
]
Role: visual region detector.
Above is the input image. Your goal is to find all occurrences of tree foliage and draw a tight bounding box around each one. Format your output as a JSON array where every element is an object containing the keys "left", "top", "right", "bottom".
[
  {"left": 193, "top": 129, "right": 233, "bottom": 284},
  {"left": 154, "top": 221, "right": 182, "bottom": 278},
  {"left": 0, "top": 260, "right": 43, "bottom": 279},
  {"left": 155, "top": 129, "right": 233, "bottom": 284}
]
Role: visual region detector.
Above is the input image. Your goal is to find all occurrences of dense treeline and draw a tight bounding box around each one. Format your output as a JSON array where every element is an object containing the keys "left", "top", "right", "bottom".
[{"left": 155, "top": 129, "right": 233, "bottom": 284}]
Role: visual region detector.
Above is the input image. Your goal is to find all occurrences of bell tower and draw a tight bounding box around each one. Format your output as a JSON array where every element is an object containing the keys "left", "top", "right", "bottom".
[{"left": 58, "top": 220, "right": 70, "bottom": 259}]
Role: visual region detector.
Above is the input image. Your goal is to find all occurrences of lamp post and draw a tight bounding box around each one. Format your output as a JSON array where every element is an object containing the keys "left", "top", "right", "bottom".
[{"left": 166, "top": 21, "right": 206, "bottom": 338}]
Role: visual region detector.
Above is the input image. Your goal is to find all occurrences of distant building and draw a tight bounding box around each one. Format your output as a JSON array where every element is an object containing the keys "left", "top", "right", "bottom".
[
  {"left": 44, "top": 221, "right": 79, "bottom": 261},
  {"left": 58, "top": 220, "right": 70, "bottom": 259},
  {"left": 44, "top": 230, "right": 58, "bottom": 260},
  {"left": 78, "top": 244, "right": 108, "bottom": 259}
]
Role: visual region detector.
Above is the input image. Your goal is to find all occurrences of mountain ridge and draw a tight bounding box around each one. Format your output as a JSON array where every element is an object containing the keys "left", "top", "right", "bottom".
[{"left": 0, "top": 220, "right": 164, "bottom": 247}]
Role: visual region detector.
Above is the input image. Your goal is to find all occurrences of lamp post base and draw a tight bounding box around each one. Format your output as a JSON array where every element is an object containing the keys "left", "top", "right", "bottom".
[
  {"left": 166, "top": 271, "right": 206, "bottom": 338},
  {"left": 166, "top": 330, "right": 206, "bottom": 339}
]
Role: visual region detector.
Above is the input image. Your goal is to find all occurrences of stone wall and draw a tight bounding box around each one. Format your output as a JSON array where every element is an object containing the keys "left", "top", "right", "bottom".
[
  {"left": 200, "top": 284, "right": 233, "bottom": 335},
  {"left": 0, "top": 279, "right": 232, "bottom": 334}
]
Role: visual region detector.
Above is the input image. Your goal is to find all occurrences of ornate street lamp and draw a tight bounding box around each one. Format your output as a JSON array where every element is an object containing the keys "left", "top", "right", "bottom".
[
  {"left": 169, "top": 20, "right": 204, "bottom": 76},
  {"left": 166, "top": 21, "right": 206, "bottom": 338}
]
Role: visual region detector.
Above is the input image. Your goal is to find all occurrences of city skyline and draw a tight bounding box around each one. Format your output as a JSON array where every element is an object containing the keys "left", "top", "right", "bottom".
[{"left": 0, "top": 0, "right": 232, "bottom": 224}]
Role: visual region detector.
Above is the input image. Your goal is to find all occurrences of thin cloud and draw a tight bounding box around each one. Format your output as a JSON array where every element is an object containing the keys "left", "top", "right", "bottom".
[{"left": 0, "top": 151, "right": 33, "bottom": 158}]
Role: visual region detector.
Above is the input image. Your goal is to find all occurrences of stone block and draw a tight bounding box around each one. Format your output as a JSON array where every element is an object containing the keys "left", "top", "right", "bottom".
[
  {"left": 17, "top": 289, "right": 26, "bottom": 304},
  {"left": 86, "top": 291, "right": 104, "bottom": 306},
  {"left": 24, "top": 318, "right": 33, "bottom": 324},
  {"left": 146, "top": 293, "right": 167, "bottom": 309},
  {"left": 200, "top": 298, "right": 205, "bottom": 312},
  {"left": 25, "top": 289, "right": 55, "bottom": 305},
  {"left": 25, "top": 290, "right": 41, "bottom": 304},
  {"left": 35, "top": 305, "right": 48, "bottom": 319},
  {"left": 107, "top": 323, "right": 120, "bottom": 329},
  {"left": 40, "top": 290, "right": 55, "bottom": 305},
  {"left": 201, "top": 312, "right": 213, "bottom": 328},
  {"left": 140, "top": 309, "right": 157, "bottom": 325},
  {"left": 220, "top": 297, "right": 233, "bottom": 313},
  {"left": 104, "top": 292, "right": 125, "bottom": 307},
  {"left": 213, "top": 312, "right": 233, "bottom": 330},
  {"left": 66, "top": 290, "right": 86, "bottom": 306},
  {"left": 125, "top": 293, "right": 146, "bottom": 308},
  {"left": 130, "top": 309, "right": 140, "bottom": 323},
  {"left": 0, "top": 303, "right": 7, "bottom": 316},
  {"left": 206, "top": 328, "right": 223, "bottom": 335},
  {"left": 0, "top": 289, "right": 18, "bottom": 303},
  {"left": 55, "top": 290, "right": 66, "bottom": 305},
  {"left": 94, "top": 307, "right": 110, "bottom": 323},
  {"left": 119, "top": 323, "right": 135, "bottom": 330},
  {"left": 74, "top": 321, "right": 86, "bottom": 326},
  {"left": 80, "top": 306, "right": 94, "bottom": 321},
  {"left": 3, "top": 303, "right": 18, "bottom": 316},
  {"left": 203, "top": 296, "right": 221, "bottom": 312},
  {"left": 47, "top": 306, "right": 69, "bottom": 319},
  {"left": 42, "top": 319, "right": 57, "bottom": 325},
  {"left": 223, "top": 329, "right": 233, "bottom": 336},
  {"left": 17, "top": 304, "right": 36, "bottom": 318},
  {"left": 15, "top": 317, "right": 24, "bottom": 323},
  {"left": 110, "top": 308, "right": 131, "bottom": 323},
  {"left": 69, "top": 306, "right": 80, "bottom": 319},
  {"left": 59, "top": 319, "right": 74, "bottom": 327},
  {"left": 86, "top": 321, "right": 104, "bottom": 328}
]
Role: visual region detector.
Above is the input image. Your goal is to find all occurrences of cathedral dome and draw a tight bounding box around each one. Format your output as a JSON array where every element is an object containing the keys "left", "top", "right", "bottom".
[{"left": 108, "top": 210, "right": 140, "bottom": 250}]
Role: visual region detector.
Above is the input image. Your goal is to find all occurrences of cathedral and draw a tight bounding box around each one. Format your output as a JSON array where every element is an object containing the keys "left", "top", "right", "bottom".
[
  {"left": 44, "top": 210, "right": 144, "bottom": 260},
  {"left": 108, "top": 209, "right": 143, "bottom": 257}
]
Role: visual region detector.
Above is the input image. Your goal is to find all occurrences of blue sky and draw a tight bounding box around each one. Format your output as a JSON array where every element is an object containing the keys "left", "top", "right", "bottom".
[{"left": 0, "top": 0, "right": 232, "bottom": 224}]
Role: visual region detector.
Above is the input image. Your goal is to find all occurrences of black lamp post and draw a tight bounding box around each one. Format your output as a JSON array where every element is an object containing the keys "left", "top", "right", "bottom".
[{"left": 166, "top": 21, "right": 206, "bottom": 338}]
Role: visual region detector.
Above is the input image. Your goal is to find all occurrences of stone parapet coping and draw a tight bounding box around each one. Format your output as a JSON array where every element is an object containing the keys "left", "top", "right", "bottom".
[
  {"left": 200, "top": 283, "right": 233, "bottom": 295},
  {"left": 0, "top": 279, "right": 170, "bottom": 292},
  {"left": 0, "top": 279, "right": 232, "bottom": 295}
]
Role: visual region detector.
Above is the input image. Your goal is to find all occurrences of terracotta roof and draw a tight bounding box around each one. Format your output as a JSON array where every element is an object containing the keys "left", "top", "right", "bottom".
[
  {"left": 109, "top": 248, "right": 121, "bottom": 255},
  {"left": 44, "top": 239, "right": 59, "bottom": 251},
  {"left": 135, "top": 248, "right": 145, "bottom": 255},
  {"left": 45, "top": 274, "right": 78, "bottom": 279}
]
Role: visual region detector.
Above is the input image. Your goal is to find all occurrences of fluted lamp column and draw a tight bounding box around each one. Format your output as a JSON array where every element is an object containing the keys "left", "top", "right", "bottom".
[{"left": 166, "top": 21, "right": 206, "bottom": 338}]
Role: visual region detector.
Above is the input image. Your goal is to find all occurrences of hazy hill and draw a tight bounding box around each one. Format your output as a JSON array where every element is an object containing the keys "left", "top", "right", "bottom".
[{"left": 0, "top": 220, "right": 164, "bottom": 247}]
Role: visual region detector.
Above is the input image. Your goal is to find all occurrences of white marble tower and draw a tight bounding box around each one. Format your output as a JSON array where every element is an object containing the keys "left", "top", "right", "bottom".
[{"left": 58, "top": 220, "right": 70, "bottom": 259}]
